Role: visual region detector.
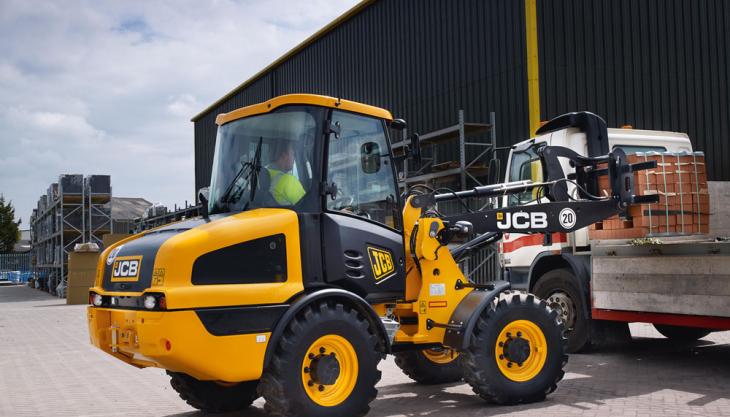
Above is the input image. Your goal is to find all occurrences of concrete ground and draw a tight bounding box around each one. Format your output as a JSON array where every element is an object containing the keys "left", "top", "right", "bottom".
[{"left": 1, "top": 285, "right": 729, "bottom": 417}]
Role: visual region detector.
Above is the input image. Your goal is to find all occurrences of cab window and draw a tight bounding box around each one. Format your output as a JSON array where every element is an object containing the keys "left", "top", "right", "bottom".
[{"left": 325, "top": 111, "right": 400, "bottom": 229}]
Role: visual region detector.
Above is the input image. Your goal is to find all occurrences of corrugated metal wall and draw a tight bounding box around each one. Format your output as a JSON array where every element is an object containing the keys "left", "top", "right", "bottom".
[
  {"left": 194, "top": 0, "right": 529, "bottom": 192},
  {"left": 194, "top": 0, "right": 730, "bottom": 192},
  {"left": 538, "top": 0, "right": 730, "bottom": 181}
]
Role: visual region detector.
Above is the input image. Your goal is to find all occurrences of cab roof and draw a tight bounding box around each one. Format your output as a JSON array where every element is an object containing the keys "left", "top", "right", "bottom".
[{"left": 215, "top": 94, "right": 393, "bottom": 126}]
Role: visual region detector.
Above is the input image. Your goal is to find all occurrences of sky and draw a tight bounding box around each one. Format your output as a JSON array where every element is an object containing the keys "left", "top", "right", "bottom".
[{"left": 0, "top": 0, "right": 360, "bottom": 225}]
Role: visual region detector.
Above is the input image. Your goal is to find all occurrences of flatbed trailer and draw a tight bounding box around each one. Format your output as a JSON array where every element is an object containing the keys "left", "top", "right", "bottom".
[{"left": 591, "top": 238, "right": 730, "bottom": 329}]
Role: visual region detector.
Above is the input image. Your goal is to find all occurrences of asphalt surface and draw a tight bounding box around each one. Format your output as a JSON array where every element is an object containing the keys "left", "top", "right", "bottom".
[{"left": 1, "top": 284, "right": 729, "bottom": 417}]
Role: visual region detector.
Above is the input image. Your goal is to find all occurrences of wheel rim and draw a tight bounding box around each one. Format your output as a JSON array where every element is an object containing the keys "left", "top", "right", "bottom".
[
  {"left": 547, "top": 291, "right": 576, "bottom": 330},
  {"left": 301, "top": 334, "right": 358, "bottom": 407},
  {"left": 421, "top": 348, "right": 459, "bottom": 364},
  {"left": 495, "top": 320, "right": 548, "bottom": 382}
]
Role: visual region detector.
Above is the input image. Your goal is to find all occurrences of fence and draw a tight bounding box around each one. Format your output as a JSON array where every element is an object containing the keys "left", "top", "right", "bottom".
[{"left": 0, "top": 253, "right": 33, "bottom": 283}]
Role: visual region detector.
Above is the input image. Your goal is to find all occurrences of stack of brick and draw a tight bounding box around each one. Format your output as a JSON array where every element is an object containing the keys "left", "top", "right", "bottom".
[{"left": 588, "top": 151, "right": 710, "bottom": 240}]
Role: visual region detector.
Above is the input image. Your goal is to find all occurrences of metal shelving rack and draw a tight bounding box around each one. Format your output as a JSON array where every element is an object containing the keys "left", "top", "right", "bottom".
[
  {"left": 30, "top": 174, "right": 112, "bottom": 296},
  {"left": 85, "top": 175, "right": 112, "bottom": 247},
  {"left": 392, "top": 110, "right": 497, "bottom": 190},
  {"left": 391, "top": 110, "right": 501, "bottom": 285}
]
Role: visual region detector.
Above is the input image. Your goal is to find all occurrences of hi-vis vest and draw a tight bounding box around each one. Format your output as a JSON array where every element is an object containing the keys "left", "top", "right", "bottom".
[{"left": 267, "top": 168, "right": 306, "bottom": 205}]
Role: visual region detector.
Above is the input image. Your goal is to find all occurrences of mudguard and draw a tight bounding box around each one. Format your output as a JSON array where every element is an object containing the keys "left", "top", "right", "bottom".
[
  {"left": 528, "top": 252, "right": 591, "bottom": 319},
  {"left": 262, "top": 288, "right": 390, "bottom": 368},
  {"left": 443, "top": 280, "right": 511, "bottom": 350}
]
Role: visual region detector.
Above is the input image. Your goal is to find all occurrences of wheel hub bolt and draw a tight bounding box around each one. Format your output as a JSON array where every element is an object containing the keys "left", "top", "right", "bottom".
[
  {"left": 319, "top": 347, "right": 326, "bottom": 354},
  {"left": 308, "top": 380, "right": 314, "bottom": 386},
  {"left": 318, "top": 385, "right": 325, "bottom": 392},
  {"left": 507, "top": 362, "right": 513, "bottom": 368},
  {"left": 499, "top": 354, "right": 504, "bottom": 360},
  {"left": 517, "top": 332, "right": 522, "bottom": 337},
  {"left": 304, "top": 367, "right": 310, "bottom": 373},
  {"left": 308, "top": 353, "right": 315, "bottom": 360}
]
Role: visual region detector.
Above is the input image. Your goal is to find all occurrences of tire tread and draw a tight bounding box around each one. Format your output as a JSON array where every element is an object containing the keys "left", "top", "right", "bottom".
[
  {"left": 460, "top": 291, "right": 568, "bottom": 404},
  {"left": 258, "top": 301, "right": 382, "bottom": 417}
]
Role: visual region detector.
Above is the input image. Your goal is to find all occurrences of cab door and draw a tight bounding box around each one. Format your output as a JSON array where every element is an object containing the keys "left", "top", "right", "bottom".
[{"left": 321, "top": 110, "right": 406, "bottom": 302}]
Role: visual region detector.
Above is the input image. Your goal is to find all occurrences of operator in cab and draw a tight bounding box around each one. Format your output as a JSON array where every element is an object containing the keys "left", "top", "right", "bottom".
[{"left": 267, "top": 141, "right": 305, "bottom": 206}]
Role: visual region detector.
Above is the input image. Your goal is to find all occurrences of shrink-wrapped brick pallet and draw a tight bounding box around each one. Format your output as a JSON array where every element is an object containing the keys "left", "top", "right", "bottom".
[{"left": 589, "top": 151, "right": 710, "bottom": 240}]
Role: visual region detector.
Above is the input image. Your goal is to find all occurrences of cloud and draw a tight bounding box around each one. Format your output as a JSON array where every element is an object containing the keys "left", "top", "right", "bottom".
[
  {"left": 0, "top": 0, "right": 360, "bottom": 224},
  {"left": 167, "top": 94, "right": 199, "bottom": 118}
]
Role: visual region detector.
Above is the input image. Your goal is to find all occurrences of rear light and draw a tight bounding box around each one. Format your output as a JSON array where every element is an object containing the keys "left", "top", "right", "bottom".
[
  {"left": 143, "top": 295, "right": 157, "bottom": 310},
  {"left": 90, "top": 293, "right": 103, "bottom": 307}
]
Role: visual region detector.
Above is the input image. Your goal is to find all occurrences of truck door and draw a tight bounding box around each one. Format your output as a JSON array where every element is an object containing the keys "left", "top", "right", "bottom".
[
  {"left": 321, "top": 110, "right": 406, "bottom": 302},
  {"left": 500, "top": 139, "right": 565, "bottom": 286}
]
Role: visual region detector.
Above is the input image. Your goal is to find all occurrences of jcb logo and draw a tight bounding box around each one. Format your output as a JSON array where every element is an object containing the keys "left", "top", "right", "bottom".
[
  {"left": 496, "top": 212, "right": 548, "bottom": 230},
  {"left": 111, "top": 256, "right": 142, "bottom": 282},
  {"left": 367, "top": 247, "right": 395, "bottom": 281}
]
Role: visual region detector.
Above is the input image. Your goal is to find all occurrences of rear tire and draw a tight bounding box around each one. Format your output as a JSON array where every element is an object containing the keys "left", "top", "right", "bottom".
[
  {"left": 654, "top": 324, "right": 712, "bottom": 341},
  {"left": 167, "top": 371, "right": 258, "bottom": 413},
  {"left": 532, "top": 268, "right": 590, "bottom": 353},
  {"left": 258, "top": 301, "right": 382, "bottom": 417},
  {"left": 394, "top": 347, "right": 462, "bottom": 384},
  {"left": 461, "top": 291, "right": 567, "bottom": 404}
]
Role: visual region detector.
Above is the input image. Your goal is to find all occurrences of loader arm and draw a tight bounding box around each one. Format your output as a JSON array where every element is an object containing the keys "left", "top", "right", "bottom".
[{"left": 406, "top": 145, "right": 658, "bottom": 238}]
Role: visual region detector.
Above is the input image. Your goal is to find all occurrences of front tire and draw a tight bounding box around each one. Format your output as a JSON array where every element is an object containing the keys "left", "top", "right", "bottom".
[
  {"left": 394, "top": 347, "right": 462, "bottom": 384},
  {"left": 167, "top": 371, "right": 258, "bottom": 413},
  {"left": 461, "top": 291, "right": 567, "bottom": 404},
  {"left": 258, "top": 301, "right": 382, "bottom": 417},
  {"left": 533, "top": 268, "right": 590, "bottom": 353},
  {"left": 654, "top": 324, "right": 712, "bottom": 342}
]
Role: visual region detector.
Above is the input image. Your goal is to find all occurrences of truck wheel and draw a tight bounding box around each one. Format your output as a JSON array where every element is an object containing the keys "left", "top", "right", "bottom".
[
  {"left": 394, "top": 347, "right": 462, "bottom": 384},
  {"left": 654, "top": 324, "right": 712, "bottom": 341},
  {"left": 259, "top": 301, "right": 382, "bottom": 417},
  {"left": 167, "top": 371, "right": 258, "bottom": 413},
  {"left": 461, "top": 291, "right": 567, "bottom": 404},
  {"left": 532, "top": 268, "right": 590, "bottom": 353}
]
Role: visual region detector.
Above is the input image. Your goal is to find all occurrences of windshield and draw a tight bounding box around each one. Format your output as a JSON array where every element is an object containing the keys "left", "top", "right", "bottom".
[{"left": 208, "top": 106, "right": 321, "bottom": 214}]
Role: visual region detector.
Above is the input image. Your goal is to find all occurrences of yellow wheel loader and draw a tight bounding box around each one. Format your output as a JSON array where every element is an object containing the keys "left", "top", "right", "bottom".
[{"left": 88, "top": 94, "right": 658, "bottom": 417}]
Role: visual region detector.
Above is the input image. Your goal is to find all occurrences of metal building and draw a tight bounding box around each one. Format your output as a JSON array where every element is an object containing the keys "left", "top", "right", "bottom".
[{"left": 192, "top": 0, "right": 730, "bottom": 194}]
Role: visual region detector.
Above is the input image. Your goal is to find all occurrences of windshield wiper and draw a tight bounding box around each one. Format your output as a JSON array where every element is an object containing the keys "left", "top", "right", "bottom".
[
  {"left": 218, "top": 161, "right": 253, "bottom": 207},
  {"left": 243, "top": 137, "right": 263, "bottom": 211},
  {"left": 219, "top": 137, "right": 263, "bottom": 209}
]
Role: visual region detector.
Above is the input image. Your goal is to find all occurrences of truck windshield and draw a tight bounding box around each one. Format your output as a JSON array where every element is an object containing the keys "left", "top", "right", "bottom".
[{"left": 208, "top": 106, "right": 321, "bottom": 214}]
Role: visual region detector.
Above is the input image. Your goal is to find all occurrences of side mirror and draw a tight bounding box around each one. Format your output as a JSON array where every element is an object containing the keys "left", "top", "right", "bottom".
[
  {"left": 410, "top": 133, "right": 422, "bottom": 168},
  {"left": 198, "top": 187, "right": 210, "bottom": 219},
  {"left": 360, "top": 142, "right": 381, "bottom": 174},
  {"left": 390, "top": 118, "right": 407, "bottom": 130}
]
